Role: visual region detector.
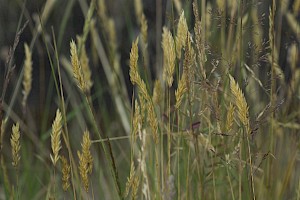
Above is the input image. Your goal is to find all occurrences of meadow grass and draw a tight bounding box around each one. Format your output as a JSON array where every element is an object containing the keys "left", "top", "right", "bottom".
[{"left": 0, "top": 0, "right": 299, "bottom": 199}]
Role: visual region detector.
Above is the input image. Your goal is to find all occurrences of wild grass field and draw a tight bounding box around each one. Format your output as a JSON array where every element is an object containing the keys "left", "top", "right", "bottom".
[{"left": 0, "top": 0, "right": 299, "bottom": 199}]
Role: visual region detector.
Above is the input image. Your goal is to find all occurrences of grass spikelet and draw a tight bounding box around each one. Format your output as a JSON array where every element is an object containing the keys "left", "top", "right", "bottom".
[
  {"left": 229, "top": 74, "right": 250, "bottom": 132},
  {"left": 11, "top": 123, "right": 21, "bottom": 168},
  {"left": 176, "top": 11, "right": 188, "bottom": 58},
  {"left": 124, "top": 162, "right": 135, "bottom": 197},
  {"left": 50, "top": 109, "right": 62, "bottom": 166},
  {"left": 193, "top": 2, "right": 206, "bottom": 79},
  {"left": 162, "top": 27, "right": 176, "bottom": 87},
  {"left": 183, "top": 34, "right": 195, "bottom": 89},
  {"left": 60, "top": 156, "right": 71, "bottom": 191},
  {"left": 225, "top": 103, "right": 235, "bottom": 132},
  {"left": 131, "top": 175, "right": 140, "bottom": 200},
  {"left": 78, "top": 130, "right": 93, "bottom": 191},
  {"left": 82, "top": 130, "right": 93, "bottom": 174},
  {"left": 147, "top": 101, "right": 159, "bottom": 143},
  {"left": 132, "top": 100, "right": 141, "bottom": 142},
  {"left": 70, "top": 40, "right": 87, "bottom": 93},
  {"left": 77, "top": 37, "right": 93, "bottom": 93},
  {"left": 129, "top": 38, "right": 139, "bottom": 85},
  {"left": 140, "top": 13, "right": 148, "bottom": 44},
  {"left": 22, "top": 43, "right": 33, "bottom": 108},
  {"left": 175, "top": 71, "right": 187, "bottom": 109},
  {"left": 0, "top": 118, "right": 7, "bottom": 151},
  {"left": 152, "top": 80, "right": 162, "bottom": 105},
  {"left": 77, "top": 151, "right": 89, "bottom": 192}
]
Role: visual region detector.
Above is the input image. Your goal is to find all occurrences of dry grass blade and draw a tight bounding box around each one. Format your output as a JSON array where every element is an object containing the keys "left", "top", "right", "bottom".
[{"left": 50, "top": 109, "right": 62, "bottom": 166}]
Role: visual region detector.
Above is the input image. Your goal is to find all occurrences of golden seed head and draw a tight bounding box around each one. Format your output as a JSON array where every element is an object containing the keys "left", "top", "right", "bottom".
[
  {"left": 152, "top": 80, "right": 162, "bottom": 105},
  {"left": 147, "top": 102, "right": 158, "bottom": 144},
  {"left": 78, "top": 130, "right": 93, "bottom": 191},
  {"left": 77, "top": 37, "right": 93, "bottom": 93},
  {"left": 22, "top": 43, "right": 33, "bottom": 107},
  {"left": 225, "top": 102, "right": 235, "bottom": 132},
  {"left": 124, "top": 162, "right": 136, "bottom": 197},
  {"left": 129, "top": 38, "right": 139, "bottom": 85},
  {"left": 140, "top": 13, "right": 148, "bottom": 44},
  {"left": 176, "top": 11, "right": 188, "bottom": 58},
  {"left": 175, "top": 72, "right": 187, "bottom": 109},
  {"left": 70, "top": 40, "right": 87, "bottom": 93},
  {"left": 133, "top": 100, "right": 141, "bottom": 142},
  {"left": 50, "top": 109, "right": 62, "bottom": 166},
  {"left": 61, "top": 156, "right": 71, "bottom": 191},
  {"left": 11, "top": 122, "right": 21, "bottom": 168},
  {"left": 229, "top": 75, "right": 250, "bottom": 131},
  {"left": 162, "top": 27, "right": 176, "bottom": 87}
]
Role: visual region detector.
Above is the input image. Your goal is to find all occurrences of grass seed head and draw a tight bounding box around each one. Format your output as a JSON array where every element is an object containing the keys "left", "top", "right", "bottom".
[
  {"left": 22, "top": 43, "right": 33, "bottom": 107},
  {"left": 162, "top": 27, "right": 176, "bottom": 87},
  {"left": 50, "top": 109, "right": 62, "bottom": 166},
  {"left": 11, "top": 122, "right": 21, "bottom": 168}
]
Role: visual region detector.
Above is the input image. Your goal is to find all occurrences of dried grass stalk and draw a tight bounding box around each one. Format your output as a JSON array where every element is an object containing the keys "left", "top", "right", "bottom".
[
  {"left": 22, "top": 43, "right": 32, "bottom": 107},
  {"left": 162, "top": 27, "right": 176, "bottom": 87},
  {"left": 50, "top": 109, "right": 62, "bottom": 166},
  {"left": 11, "top": 123, "right": 21, "bottom": 168}
]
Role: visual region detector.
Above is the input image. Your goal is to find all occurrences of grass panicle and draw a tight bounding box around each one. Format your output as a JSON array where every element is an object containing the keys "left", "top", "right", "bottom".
[
  {"left": 225, "top": 102, "right": 235, "bottom": 132},
  {"left": 152, "top": 79, "right": 162, "bottom": 105},
  {"left": 176, "top": 11, "right": 188, "bottom": 59},
  {"left": 61, "top": 156, "right": 71, "bottom": 191},
  {"left": 22, "top": 43, "right": 33, "bottom": 108},
  {"left": 175, "top": 71, "right": 187, "bottom": 109},
  {"left": 70, "top": 40, "right": 87, "bottom": 93},
  {"left": 50, "top": 109, "right": 62, "bottom": 166},
  {"left": 162, "top": 27, "right": 176, "bottom": 87},
  {"left": 229, "top": 74, "right": 250, "bottom": 132},
  {"left": 78, "top": 130, "right": 93, "bottom": 192},
  {"left": 11, "top": 123, "right": 21, "bottom": 168}
]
